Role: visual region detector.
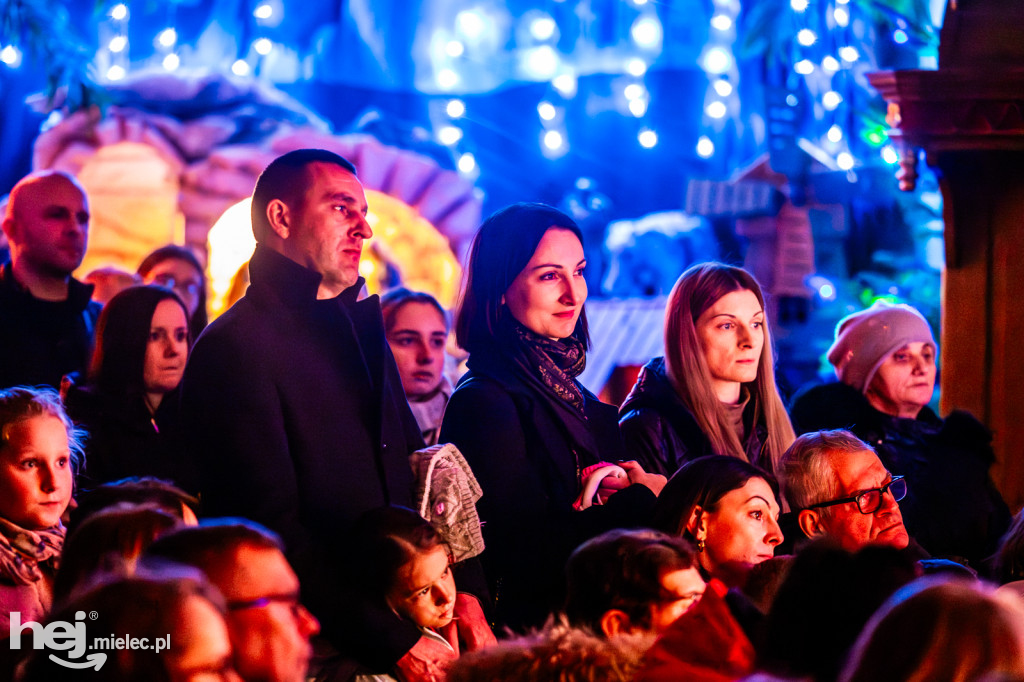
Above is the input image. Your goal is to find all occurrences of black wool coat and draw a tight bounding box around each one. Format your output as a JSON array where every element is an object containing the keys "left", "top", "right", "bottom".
[
  {"left": 439, "top": 345, "right": 656, "bottom": 632},
  {"left": 181, "top": 245, "right": 425, "bottom": 671},
  {"left": 0, "top": 263, "right": 101, "bottom": 390},
  {"left": 65, "top": 384, "right": 198, "bottom": 493}
]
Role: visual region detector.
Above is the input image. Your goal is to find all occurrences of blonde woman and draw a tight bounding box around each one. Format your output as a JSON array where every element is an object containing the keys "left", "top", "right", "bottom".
[{"left": 620, "top": 263, "right": 794, "bottom": 475}]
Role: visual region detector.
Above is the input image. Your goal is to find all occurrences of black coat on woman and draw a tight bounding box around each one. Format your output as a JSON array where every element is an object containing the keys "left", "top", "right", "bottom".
[
  {"left": 439, "top": 338, "right": 656, "bottom": 632},
  {"left": 64, "top": 384, "right": 195, "bottom": 492},
  {"left": 790, "top": 381, "right": 1011, "bottom": 565},
  {"left": 619, "top": 357, "right": 768, "bottom": 476}
]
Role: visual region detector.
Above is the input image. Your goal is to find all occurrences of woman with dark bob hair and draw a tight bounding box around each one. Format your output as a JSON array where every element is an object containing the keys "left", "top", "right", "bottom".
[
  {"left": 440, "top": 202, "right": 665, "bottom": 630},
  {"left": 652, "top": 456, "right": 783, "bottom": 588},
  {"left": 620, "top": 263, "right": 795, "bottom": 476},
  {"left": 64, "top": 285, "right": 197, "bottom": 492},
  {"left": 137, "top": 245, "right": 209, "bottom": 343}
]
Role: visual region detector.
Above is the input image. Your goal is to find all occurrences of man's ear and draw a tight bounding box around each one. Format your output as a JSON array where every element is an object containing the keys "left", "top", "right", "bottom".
[
  {"left": 599, "top": 609, "right": 635, "bottom": 638},
  {"left": 266, "top": 198, "right": 290, "bottom": 240},
  {"left": 686, "top": 505, "right": 706, "bottom": 542},
  {"left": 1, "top": 215, "right": 17, "bottom": 244},
  {"left": 797, "top": 509, "right": 826, "bottom": 539}
]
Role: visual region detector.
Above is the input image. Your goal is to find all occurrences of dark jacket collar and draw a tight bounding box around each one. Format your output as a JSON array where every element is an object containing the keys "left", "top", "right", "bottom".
[
  {"left": 247, "top": 244, "right": 364, "bottom": 307},
  {"left": 0, "top": 262, "right": 96, "bottom": 309}
]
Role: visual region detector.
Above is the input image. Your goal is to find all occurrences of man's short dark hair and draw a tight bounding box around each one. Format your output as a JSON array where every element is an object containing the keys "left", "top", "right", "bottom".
[
  {"left": 71, "top": 477, "right": 199, "bottom": 531},
  {"left": 250, "top": 149, "right": 357, "bottom": 242},
  {"left": 144, "top": 518, "right": 283, "bottom": 576},
  {"left": 563, "top": 528, "right": 697, "bottom": 634}
]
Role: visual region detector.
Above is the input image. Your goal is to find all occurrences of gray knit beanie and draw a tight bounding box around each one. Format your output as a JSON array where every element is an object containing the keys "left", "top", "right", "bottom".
[{"left": 827, "top": 301, "right": 936, "bottom": 394}]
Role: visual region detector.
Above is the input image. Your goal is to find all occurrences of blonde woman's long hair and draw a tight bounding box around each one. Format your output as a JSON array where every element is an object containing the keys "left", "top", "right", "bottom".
[{"left": 663, "top": 263, "right": 795, "bottom": 472}]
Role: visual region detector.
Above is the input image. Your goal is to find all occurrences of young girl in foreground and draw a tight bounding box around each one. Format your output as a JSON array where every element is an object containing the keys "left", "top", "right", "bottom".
[
  {"left": 352, "top": 506, "right": 496, "bottom": 682},
  {"left": 0, "top": 387, "right": 80, "bottom": 630}
]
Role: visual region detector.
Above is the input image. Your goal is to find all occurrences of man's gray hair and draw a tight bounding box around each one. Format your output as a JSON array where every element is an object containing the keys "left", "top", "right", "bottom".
[{"left": 777, "top": 429, "right": 874, "bottom": 511}]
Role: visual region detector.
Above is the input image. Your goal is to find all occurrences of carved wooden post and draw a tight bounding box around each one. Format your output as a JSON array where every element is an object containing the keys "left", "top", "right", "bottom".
[{"left": 869, "top": 0, "right": 1024, "bottom": 508}]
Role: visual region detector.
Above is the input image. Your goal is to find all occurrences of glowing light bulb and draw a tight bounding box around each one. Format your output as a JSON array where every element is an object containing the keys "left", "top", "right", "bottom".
[
  {"left": 106, "top": 64, "right": 126, "bottom": 80},
  {"left": 834, "top": 7, "right": 849, "bottom": 26},
  {"left": 827, "top": 125, "right": 843, "bottom": 142},
  {"left": 162, "top": 53, "right": 180, "bottom": 70},
  {"left": 702, "top": 47, "right": 732, "bottom": 74},
  {"left": 624, "top": 84, "right": 645, "bottom": 101},
  {"left": 628, "top": 98, "right": 647, "bottom": 117},
  {"left": 446, "top": 99, "right": 465, "bottom": 118},
  {"left": 795, "top": 59, "right": 814, "bottom": 75},
  {"left": 446, "top": 40, "right": 465, "bottom": 57},
  {"left": 710, "top": 14, "right": 732, "bottom": 31},
  {"left": 893, "top": 29, "right": 909, "bottom": 44},
  {"left": 0, "top": 45, "right": 19, "bottom": 65},
  {"left": 158, "top": 28, "right": 177, "bottom": 48},
  {"left": 790, "top": 0, "right": 808, "bottom": 12},
  {"left": 797, "top": 28, "right": 817, "bottom": 46},
  {"left": 626, "top": 58, "right": 647, "bottom": 76},
  {"left": 839, "top": 46, "right": 860, "bottom": 62},
  {"left": 457, "top": 153, "right": 476, "bottom": 174},
  {"left": 553, "top": 74, "right": 576, "bottom": 97},
  {"left": 882, "top": 146, "right": 899, "bottom": 164},
  {"left": 111, "top": 4, "right": 128, "bottom": 20},
  {"left": 836, "top": 152, "right": 854, "bottom": 170},
  {"left": 543, "top": 130, "right": 564, "bottom": 150},
  {"left": 706, "top": 101, "right": 727, "bottom": 119},
  {"left": 538, "top": 101, "right": 557, "bottom": 121},
  {"left": 254, "top": 4, "right": 273, "bottom": 19},
  {"left": 822, "top": 90, "right": 843, "bottom": 110},
  {"left": 822, "top": 55, "right": 840, "bottom": 72},
  {"left": 254, "top": 38, "right": 273, "bottom": 55},
  {"left": 631, "top": 16, "right": 662, "bottom": 47},
  {"left": 109, "top": 36, "right": 128, "bottom": 53},
  {"left": 696, "top": 136, "right": 715, "bottom": 158},
  {"left": 530, "top": 16, "right": 556, "bottom": 41},
  {"left": 713, "top": 79, "right": 733, "bottom": 97},
  {"left": 231, "top": 59, "right": 250, "bottom": 76},
  {"left": 438, "top": 126, "right": 462, "bottom": 145},
  {"left": 638, "top": 129, "right": 658, "bottom": 148}
]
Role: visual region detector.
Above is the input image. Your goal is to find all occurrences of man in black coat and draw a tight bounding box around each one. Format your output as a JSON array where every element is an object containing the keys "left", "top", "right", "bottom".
[
  {"left": 181, "top": 149, "right": 430, "bottom": 677},
  {"left": 0, "top": 170, "right": 100, "bottom": 390}
]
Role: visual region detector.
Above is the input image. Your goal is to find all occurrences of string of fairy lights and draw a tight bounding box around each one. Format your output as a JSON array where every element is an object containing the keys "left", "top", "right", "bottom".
[{"left": 0, "top": 0, "right": 920, "bottom": 180}]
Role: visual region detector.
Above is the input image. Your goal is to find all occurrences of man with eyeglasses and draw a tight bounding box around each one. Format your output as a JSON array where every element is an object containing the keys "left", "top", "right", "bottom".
[
  {"left": 146, "top": 520, "right": 321, "bottom": 682},
  {"left": 777, "top": 429, "right": 911, "bottom": 551}
]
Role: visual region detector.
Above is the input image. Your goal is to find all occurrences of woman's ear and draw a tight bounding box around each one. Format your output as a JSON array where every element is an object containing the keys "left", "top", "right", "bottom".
[
  {"left": 797, "top": 509, "right": 825, "bottom": 539},
  {"left": 599, "top": 609, "right": 634, "bottom": 638},
  {"left": 266, "top": 198, "right": 290, "bottom": 240},
  {"left": 686, "top": 505, "right": 706, "bottom": 542}
]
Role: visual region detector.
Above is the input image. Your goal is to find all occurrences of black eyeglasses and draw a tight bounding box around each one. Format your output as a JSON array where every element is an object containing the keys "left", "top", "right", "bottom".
[
  {"left": 227, "top": 593, "right": 305, "bottom": 619},
  {"left": 805, "top": 476, "right": 907, "bottom": 515}
]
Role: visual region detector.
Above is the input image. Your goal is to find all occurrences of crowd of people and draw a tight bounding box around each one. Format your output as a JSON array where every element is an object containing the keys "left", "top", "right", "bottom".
[{"left": 0, "top": 154, "right": 1022, "bottom": 681}]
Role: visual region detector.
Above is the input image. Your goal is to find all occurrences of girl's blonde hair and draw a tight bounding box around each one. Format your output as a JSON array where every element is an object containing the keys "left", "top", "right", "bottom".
[
  {"left": 663, "top": 263, "right": 794, "bottom": 472},
  {"left": 0, "top": 386, "right": 84, "bottom": 471}
]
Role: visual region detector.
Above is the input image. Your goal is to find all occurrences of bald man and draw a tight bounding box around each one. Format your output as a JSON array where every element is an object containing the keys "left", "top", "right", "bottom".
[{"left": 0, "top": 170, "right": 100, "bottom": 389}]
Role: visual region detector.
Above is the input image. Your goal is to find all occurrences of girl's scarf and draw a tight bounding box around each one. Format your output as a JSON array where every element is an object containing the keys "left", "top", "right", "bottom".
[{"left": 0, "top": 516, "right": 64, "bottom": 586}]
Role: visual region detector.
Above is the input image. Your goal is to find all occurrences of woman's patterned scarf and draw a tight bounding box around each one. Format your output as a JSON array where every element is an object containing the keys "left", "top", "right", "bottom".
[
  {"left": 512, "top": 322, "right": 587, "bottom": 415},
  {"left": 0, "top": 516, "right": 64, "bottom": 586}
]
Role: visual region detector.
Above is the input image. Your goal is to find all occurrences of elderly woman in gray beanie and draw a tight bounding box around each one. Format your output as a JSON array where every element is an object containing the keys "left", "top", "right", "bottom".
[{"left": 790, "top": 301, "right": 1010, "bottom": 566}]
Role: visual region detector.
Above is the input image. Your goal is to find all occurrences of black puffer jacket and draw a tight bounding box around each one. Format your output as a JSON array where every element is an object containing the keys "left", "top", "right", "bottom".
[
  {"left": 619, "top": 357, "right": 769, "bottom": 476},
  {"left": 790, "top": 381, "right": 1011, "bottom": 565}
]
